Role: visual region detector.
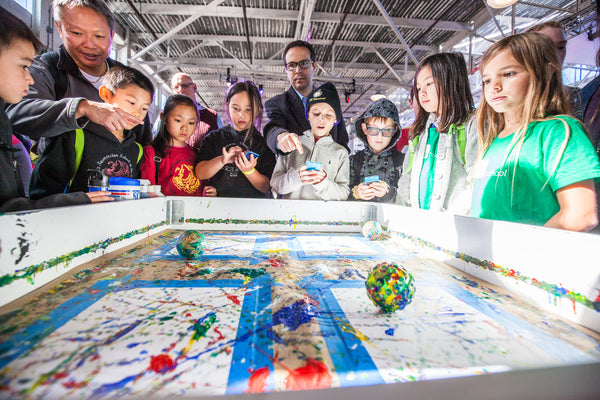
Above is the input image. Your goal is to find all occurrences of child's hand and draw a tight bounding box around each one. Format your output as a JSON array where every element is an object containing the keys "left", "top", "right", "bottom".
[
  {"left": 299, "top": 166, "right": 327, "bottom": 185},
  {"left": 86, "top": 191, "right": 114, "bottom": 203},
  {"left": 222, "top": 146, "right": 243, "bottom": 164},
  {"left": 370, "top": 181, "right": 389, "bottom": 198},
  {"left": 354, "top": 183, "right": 376, "bottom": 200},
  {"left": 234, "top": 152, "right": 257, "bottom": 174},
  {"left": 203, "top": 186, "right": 217, "bottom": 197}
]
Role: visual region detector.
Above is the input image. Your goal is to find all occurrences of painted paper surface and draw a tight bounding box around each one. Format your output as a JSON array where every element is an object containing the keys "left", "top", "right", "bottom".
[{"left": 0, "top": 230, "right": 598, "bottom": 399}]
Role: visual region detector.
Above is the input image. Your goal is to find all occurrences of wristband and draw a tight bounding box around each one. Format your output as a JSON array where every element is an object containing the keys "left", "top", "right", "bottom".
[
  {"left": 352, "top": 186, "right": 360, "bottom": 199},
  {"left": 242, "top": 168, "right": 256, "bottom": 175}
]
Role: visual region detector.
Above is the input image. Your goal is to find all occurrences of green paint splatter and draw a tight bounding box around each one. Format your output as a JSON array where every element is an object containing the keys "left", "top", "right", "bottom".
[
  {"left": 227, "top": 267, "right": 266, "bottom": 280},
  {"left": 1, "top": 221, "right": 168, "bottom": 287},
  {"left": 192, "top": 312, "right": 217, "bottom": 341}
]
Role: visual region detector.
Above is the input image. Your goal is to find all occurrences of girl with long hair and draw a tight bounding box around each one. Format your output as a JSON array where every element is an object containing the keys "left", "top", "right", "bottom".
[
  {"left": 194, "top": 81, "right": 276, "bottom": 197},
  {"left": 396, "top": 52, "right": 479, "bottom": 214},
  {"left": 471, "top": 32, "right": 600, "bottom": 231}
]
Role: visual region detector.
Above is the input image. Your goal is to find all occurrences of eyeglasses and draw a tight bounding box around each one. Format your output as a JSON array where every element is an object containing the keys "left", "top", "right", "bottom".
[
  {"left": 172, "top": 82, "right": 194, "bottom": 90},
  {"left": 284, "top": 60, "right": 313, "bottom": 71},
  {"left": 366, "top": 126, "right": 396, "bottom": 137}
]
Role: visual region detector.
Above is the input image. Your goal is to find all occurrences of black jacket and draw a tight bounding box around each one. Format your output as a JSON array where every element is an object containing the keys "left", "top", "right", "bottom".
[
  {"left": 5, "top": 45, "right": 152, "bottom": 146},
  {"left": 0, "top": 101, "right": 89, "bottom": 212},
  {"left": 29, "top": 123, "right": 141, "bottom": 199},
  {"left": 264, "top": 86, "right": 349, "bottom": 154}
]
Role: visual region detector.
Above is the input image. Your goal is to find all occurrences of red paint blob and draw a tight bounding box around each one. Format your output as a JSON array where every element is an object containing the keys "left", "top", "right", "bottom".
[
  {"left": 227, "top": 294, "right": 241, "bottom": 305},
  {"left": 62, "top": 380, "right": 87, "bottom": 389},
  {"left": 284, "top": 359, "right": 332, "bottom": 391},
  {"left": 53, "top": 372, "right": 69, "bottom": 380},
  {"left": 268, "top": 259, "right": 282, "bottom": 268},
  {"left": 149, "top": 354, "right": 176, "bottom": 373},
  {"left": 247, "top": 366, "right": 270, "bottom": 393}
]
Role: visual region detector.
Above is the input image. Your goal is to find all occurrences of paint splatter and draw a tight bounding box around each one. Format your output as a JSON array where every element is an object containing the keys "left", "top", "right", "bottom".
[
  {"left": 247, "top": 366, "right": 270, "bottom": 393},
  {"left": 149, "top": 354, "right": 175, "bottom": 373},
  {"left": 284, "top": 358, "right": 332, "bottom": 391},
  {"left": 226, "top": 294, "right": 241, "bottom": 305},
  {"left": 273, "top": 300, "right": 319, "bottom": 330},
  {"left": 191, "top": 312, "right": 217, "bottom": 341},
  {"left": 384, "top": 328, "right": 395, "bottom": 336}
]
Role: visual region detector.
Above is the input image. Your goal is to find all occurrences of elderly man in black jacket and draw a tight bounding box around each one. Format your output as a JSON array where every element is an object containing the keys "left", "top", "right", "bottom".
[
  {"left": 6, "top": 0, "right": 151, "bottom": 149},
  {"left": 264, "top": 40, "right": 349, "bottom": 155}
]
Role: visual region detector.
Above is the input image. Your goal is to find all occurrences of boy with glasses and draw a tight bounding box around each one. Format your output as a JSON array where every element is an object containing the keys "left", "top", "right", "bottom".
[{"left": 349, "top": 98, "right": 404, "bottom": 203}]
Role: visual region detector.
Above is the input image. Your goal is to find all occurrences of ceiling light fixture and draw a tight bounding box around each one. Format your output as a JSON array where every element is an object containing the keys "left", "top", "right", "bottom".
[{"left": 486, "top": 0, "right": 518, "bottom": 9}]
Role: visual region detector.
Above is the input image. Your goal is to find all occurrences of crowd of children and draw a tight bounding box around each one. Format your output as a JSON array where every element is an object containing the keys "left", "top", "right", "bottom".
[{"left": 1, "top": 8, "right": 599, "bottom": 232}]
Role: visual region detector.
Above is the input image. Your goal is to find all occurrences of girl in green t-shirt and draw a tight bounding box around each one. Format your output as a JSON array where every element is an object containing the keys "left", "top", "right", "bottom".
[{"left": 473, "top": 32, "right": 600, "bottom": 232}]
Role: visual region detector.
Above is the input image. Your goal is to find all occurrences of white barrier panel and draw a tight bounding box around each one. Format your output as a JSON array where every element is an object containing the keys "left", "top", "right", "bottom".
[
  {"left": 381, "top": 204, "right": 600, "bottom": 332},
  {"left": 0, "top": 198, "right": 168, "bottom": 306}
]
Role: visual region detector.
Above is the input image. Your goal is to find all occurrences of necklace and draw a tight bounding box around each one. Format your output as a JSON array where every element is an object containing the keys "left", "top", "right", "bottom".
[{"left": 88, "top": 60, "right": 109, "bottom": 84}]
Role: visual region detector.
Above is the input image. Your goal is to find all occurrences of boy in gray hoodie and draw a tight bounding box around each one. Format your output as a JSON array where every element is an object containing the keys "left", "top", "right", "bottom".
[{"left": 271, "top": 82, "right": 349, "bottom": 201}]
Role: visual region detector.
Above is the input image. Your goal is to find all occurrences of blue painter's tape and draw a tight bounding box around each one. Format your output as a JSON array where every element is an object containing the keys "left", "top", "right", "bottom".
[
  {"left": 0, "top": 278, "right": 116, "bottom": 369},
  {"left": 226, "top": 274, "right": 274, "bottom": 394},
  {"left": 299, "top": 274, "right": 385, "bottom": 387}
]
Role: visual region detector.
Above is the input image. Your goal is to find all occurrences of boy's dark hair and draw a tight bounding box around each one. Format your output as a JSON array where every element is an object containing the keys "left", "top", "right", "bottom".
[
  {"left": 411, "top": 52, "right": 473, "bottom": 139},
  {"left": 0, "top": 9, "right": 43, "bottom": 53},
  {"left": 154, "top": 94, "right": 198, "bottom": 159},
  {"left": 225, "top": 80, "right": 264, "bottom": 148},
  {"left": 102, "top": 65, "right": 155, "bottom": 102},
  {"left": 53, "top": 0, "right": 115, "bottom": 33},
  {"left": 283, "top": 40, "right": 316, "bottom": 64}
]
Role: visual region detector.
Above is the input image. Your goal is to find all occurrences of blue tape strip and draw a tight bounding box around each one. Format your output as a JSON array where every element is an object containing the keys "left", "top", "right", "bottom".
[
  {"left": 300, "top": 274, "right": 385, "bottom": 387},
  {"left": 226, "top": 274, "right": 274, "bottom": 394}
]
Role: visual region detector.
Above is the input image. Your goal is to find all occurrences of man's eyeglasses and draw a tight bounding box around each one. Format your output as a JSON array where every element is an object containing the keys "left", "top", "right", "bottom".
[
  {"left": 284, "top": 60, "right": 313, "bottom": 71},
  {"left": 365, "top": 126, "right": 396, "bottom": 137},
  {"left": 172, "top": 82, "right": 194, "bottom": 90}
]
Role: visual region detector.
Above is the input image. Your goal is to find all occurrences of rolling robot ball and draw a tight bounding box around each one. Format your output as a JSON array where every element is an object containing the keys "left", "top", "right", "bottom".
[
  {"left": 366, "top": 262, "right": 415, "bottom": 313},
  {"left": 176, "top": 230, "right": 207, "bottom": 259},
  {"left": 362, "top": 221, "right": 384, "bottom": 240}
]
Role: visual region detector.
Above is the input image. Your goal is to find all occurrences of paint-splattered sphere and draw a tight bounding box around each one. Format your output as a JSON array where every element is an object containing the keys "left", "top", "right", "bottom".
[
  {"left": 365, "top": 262, "right": 415, "bottom": 313},
  {"left": 176, "top": 230, "right": 206, "bottom": 259},
  {"left": 362, "top": 221, "right": 384, "bottom": 240}
]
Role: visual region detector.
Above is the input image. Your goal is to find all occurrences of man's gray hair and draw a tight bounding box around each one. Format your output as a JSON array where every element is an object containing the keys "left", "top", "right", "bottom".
[{"left": 53, "top": 0, "right": 115, "bottom": 33}]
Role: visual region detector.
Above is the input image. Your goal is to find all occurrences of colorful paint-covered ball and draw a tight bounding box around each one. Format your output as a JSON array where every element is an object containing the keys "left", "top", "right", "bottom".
[
  {"left": 365, "top": 262, "right": 415, "bottom": 313},
  {"left": 362, "top": 221, "right": 384, "bottom": 240},
  {"left": 176, "top": 230, "right": 206, "bottom": 259}
]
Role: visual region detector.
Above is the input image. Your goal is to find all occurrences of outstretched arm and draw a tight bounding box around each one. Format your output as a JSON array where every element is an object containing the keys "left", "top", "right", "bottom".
[{"left": 544, "top": 180, "right": 598, "bottom": 232}]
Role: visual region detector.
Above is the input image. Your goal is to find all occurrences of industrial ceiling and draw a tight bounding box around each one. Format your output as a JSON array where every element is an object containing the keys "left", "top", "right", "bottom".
[{"left": 105, "top": 0, "right": 597, "bottom": 123}]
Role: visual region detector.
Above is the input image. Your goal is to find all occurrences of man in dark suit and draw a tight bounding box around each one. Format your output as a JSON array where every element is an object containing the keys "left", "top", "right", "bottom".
[{"left": 264, "top": 40, "right": 349, "bottom": 155}]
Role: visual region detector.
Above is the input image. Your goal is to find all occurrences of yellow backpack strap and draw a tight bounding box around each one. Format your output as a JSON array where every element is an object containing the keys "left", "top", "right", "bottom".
[
  {"left": 401, "top": 136, "right": 419, "bottom": 176},
  {"left": 136, "top": 142, "right": 143, "bottom": 163},
  {"left": 449, "top": 123, "right": 467, "bottom": 165},
  {"left": 67, "top": 129, "right": 85, "bottom": 192}
]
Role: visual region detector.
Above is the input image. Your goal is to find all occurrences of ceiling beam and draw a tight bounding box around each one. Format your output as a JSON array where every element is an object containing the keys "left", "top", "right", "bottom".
[
  {"left": 108, "top": 3, "right": 471, "bottom": 31},
  {"left": 133, "top": 33, "right": 438, "bottom": 53},
  {"left": 129, "top": 0, "right": 227, "bottom": 60},
  {"left": 140, "top": 58, "right": 417, "bottom": 73}
]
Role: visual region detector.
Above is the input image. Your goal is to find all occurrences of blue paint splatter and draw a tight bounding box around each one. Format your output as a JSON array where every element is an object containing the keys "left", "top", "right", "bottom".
[
  {"left": 384, "top": 328, "right": 394, "bottom": 336},
  {"left": 272, "top": 300, "right": 319, "bottom": 330},
  {"left": 90, "top": 374, "right": 139, "bottom": 399}
]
